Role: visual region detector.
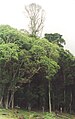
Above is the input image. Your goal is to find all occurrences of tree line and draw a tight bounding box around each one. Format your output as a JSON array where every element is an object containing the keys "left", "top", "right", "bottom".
[
  {"left": 0, "top": 3, "right": 75, "bottom": 114},
  {"left": 0, "top": 25, "right": 75, "bottom": 114}
]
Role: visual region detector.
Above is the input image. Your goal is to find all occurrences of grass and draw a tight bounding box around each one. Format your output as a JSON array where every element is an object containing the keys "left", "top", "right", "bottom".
[{"left": 0, "top": 108, "right": 74, "bottom": 119}]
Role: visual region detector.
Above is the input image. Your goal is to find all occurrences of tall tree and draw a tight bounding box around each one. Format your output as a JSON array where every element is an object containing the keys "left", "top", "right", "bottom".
[
  {"left": 59, "top": 49, "right": 75, "bottom": 112},
  {"left": 24, "top": 3, "right": 45, "bottom": 37},
  {"left": 31, "top": 38, "right": 60, "bottom": 112}
]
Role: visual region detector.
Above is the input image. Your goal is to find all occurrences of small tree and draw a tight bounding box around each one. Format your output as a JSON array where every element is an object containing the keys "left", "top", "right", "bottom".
[{"left": 24, "top": 3, "right": 45, "bottom": 37}]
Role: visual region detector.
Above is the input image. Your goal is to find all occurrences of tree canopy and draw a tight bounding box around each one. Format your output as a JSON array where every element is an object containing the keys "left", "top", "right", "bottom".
[
  {"left": 0, "top": 8, "right": 75, "bottom": 114},
  {"left": 0, "top": 25, "right": 60, "bottom": 110}
]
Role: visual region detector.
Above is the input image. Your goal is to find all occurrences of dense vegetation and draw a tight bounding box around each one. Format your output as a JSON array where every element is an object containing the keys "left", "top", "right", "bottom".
[{"left": 0, "top": 25, "right": 75, "bottom": 116}]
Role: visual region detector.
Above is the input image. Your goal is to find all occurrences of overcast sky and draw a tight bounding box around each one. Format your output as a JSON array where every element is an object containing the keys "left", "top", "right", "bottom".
[{"left": 0, "top": 0, "right": 75, "bottom": 55}]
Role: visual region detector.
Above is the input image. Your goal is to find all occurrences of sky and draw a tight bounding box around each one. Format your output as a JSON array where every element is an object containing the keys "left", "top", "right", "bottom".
[{"left": 0, "top": 0, "right": 75, "bottom": 55}]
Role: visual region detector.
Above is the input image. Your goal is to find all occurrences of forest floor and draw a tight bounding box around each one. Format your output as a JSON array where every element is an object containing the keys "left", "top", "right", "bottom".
[{"left": 0, "top": 108, "right": 75, "bottom": 119}]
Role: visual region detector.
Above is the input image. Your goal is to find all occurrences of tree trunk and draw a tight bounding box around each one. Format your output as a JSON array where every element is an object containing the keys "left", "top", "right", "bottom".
[
  {"left": 0, "top": 85, "right": 5, "bottom": 108},
  {"left": 28, "top": 103, "right": 31, "bottom": 111},
  {"left": 8, "top": 91, "right": 14, "bottom": 109},
  {"left": 42, "top": 97, "right": 45, "bottom": 113},
  {"left": 49, "top": 80, "right": 51, "bottom": 113},
  {"left": 28, "top": 80, "right": 31, "bottom": 111},
  {"left": 63, "top": 73, "right": 66, "bottom": 112},
  {"left": 70, "top": 90, "right": 72, "bottom": 114},
  {"left": 5, "top": 91, "right": 9, "bottom": 109},
  {"left": 0, "top": 96, "right": 3, "bottom": 107},
  {"left": 11, "top": 91, "right": 14, "bottom": 109},
  {"left": 52, "top": 92, "right": 55, "bottom": 111},
  {"left": 64, "top": 89, "right": 66, "bottom": 112}
]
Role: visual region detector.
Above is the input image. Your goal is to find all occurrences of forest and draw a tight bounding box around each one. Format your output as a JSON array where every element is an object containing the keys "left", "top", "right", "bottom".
[
  {"left": 0, "top": 3, "right": 75, "bottom": 118},
  {"left": 0, "top": 24, "right": 75, "bottom": 114}
]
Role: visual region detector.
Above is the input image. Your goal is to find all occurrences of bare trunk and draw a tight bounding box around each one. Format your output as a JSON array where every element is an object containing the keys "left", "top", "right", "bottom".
[
  {"left": 28, "top": 103, "right": 31, "bottom": 111},
  {"left": 42, "top": 97, "right": 45, "bottom": 113},
  {"left": 28, "top": 81, "right": 31, "bottom": 111},
  {"left": 49, "top": 80, "right": 51, "bottom": 113},
  {"left": 64, "top": 89, "right": 66, "bottom": 112},
  {"left": 8, "top": 91, "right": 14, "bottom": 109},
  {"left": 70, "top": 91, "right": 72, "bottom": 114},
  {"left": 11, "top": 92, "right": 14, "bottom": 109},
  {"left": 63, "top": 73, "right": 66, "bottom": 112},
  {"left": 52, "top": 92, "right": 55, "bottom": 111},
  {"left": 5, "top": 91, "right": 9, "bottom": 109},
  {"left": 0, "top": 96, "right": 3, "bottom": 107}
]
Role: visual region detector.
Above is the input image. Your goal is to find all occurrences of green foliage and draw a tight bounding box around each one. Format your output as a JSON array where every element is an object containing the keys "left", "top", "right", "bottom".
[
  {"left": 0, "top": 25, "right": 33, "bottom": 50},
  {"left": 0, "top": 109, "right": 73, "bottom": 119},
  {"left": 44, "top": 112, "right": 72, "bottom": 119},
  {"left": 44, "top": 112, "right": 56, "bottom": 119},
  {"left": 0, "top": 25, "right": 60, "bottom": 109},
  {"left": 0, "top": 43, "right": 19, "bottom": 61},
  {"left": 32, "top": 38, "right": 60, "bottom": 61},
  {"left": 44, "top": 33, "right": 66, "bottom": 47},
  {"left": 40, "top": 56, "right": 60, "bottom": 79},
  {"left": 0, "top": 14, "right": 75, "bottom": 114},
  {"left": 59, "top": 48, "right": 75, "bottom": 83},
  {"left": 30, "top": 45, "right": 46, "bottom": 61}
]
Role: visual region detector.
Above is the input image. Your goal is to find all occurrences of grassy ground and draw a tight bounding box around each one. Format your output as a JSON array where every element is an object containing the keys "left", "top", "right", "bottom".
[{"left": 0, "top": 108, "right": 75, "bottom": 119}]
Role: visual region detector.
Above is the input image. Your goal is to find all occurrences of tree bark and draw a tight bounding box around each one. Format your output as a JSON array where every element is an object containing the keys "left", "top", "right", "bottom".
[
  {"left": 70, "top": 90, "right": 72, "bottom": 114},
  {"left": 52, "top": 92, "right": 55, "bottom": 111},
  {"left": 64, "top": 89, "right": 66, "bottom": 111},
  {"left": 0, "top": 96, "right": 3, "bottom": 107},
  {"left": 28, "top": 80, "right": 31, "bottom": 111},
  {"left": 63, "top": 73, "right": 66, "bottom": 112},
  {"left": 11, "top": 91, "right": 14, "bottom": 109},
  {"left": 5, "top": 91, "right": 9, "bottom": 109},
  {"left": 8, "top": 91, "right": 14, "bottom": 109},
  {"left": 49, "top": 80, "right": 51, "bottom": 113}
]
